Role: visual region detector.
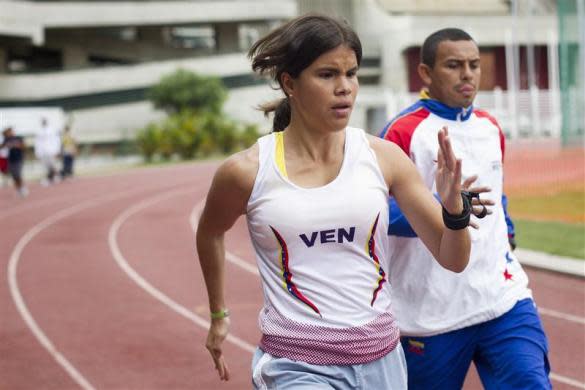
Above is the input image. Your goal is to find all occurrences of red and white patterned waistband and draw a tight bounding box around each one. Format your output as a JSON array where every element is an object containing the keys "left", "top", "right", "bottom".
[{"left": 259, "top": 307, "right": 400, "bottom": 365}]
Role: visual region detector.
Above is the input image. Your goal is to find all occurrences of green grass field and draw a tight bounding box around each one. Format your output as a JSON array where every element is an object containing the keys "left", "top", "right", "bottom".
[
  {"left": 508, "top": 190, "right": 584, "bottom": 223},
  {"left": 508, "top": 190, "right": 585, "bottom": 259},
  {"left": 514, "top": 219, "right": 585, "bottom": 259}
]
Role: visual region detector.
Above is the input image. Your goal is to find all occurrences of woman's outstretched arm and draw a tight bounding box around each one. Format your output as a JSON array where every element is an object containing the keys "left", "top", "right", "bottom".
[
  {"left": 196, "top": 146, "right": 258, "bottom": 380},
  {"left": 370, "top": 128, "right": 471, "bottom": 272}
]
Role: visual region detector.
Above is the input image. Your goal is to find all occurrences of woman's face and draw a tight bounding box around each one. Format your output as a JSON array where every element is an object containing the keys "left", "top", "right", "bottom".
[{"left": 285, "top": 45, "right": 359, "bottom": 132}]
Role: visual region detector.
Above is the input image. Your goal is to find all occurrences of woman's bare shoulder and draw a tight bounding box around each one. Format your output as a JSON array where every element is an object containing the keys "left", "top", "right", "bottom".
[
  {"left": 365, "top": 134, "right": 410, "bottom": 182},
  {"left": 365, "top": 133, "right": 402, "bottom": 156},
  {"left": 215, "top": 142, "right": 260, "bottom": 193}
]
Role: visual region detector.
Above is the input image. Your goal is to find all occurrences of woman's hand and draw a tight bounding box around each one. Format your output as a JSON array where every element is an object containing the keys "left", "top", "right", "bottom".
[
  {"left": 206, "top": 317, "right": 231, "bottom": 381},
  {"left": 435, "top": 127, "right": 463, "bottom": 215},
  {"left": 461, "top": 175, "right": 495, "bottom": 229}
]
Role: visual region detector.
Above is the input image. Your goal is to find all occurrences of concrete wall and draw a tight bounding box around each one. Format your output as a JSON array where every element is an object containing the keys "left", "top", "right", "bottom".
[
  {"left": 0, "top": 53, "right": 251, "bottom": 100},
  {"left": 0, "top": 0, "right": 297, "bottom": 44},
  {"left": 353, "top": 0, "right": 558, "bottom": 92},
  {"left": 0, "top": 0, "right": 562, "bottom": 144},
  {"left": 63, "top": 84, "right": 281, "bottom": 143},
  {"left": 33, "top": 84, "right": 389, "bottom": 144},
  {"left": 44, "top": 28, "right": 214, "bottom": 65},
  {"left": 0, "top": 47, "right": 6, "bottom": 73},
  {"left": 377, "top": 0, "right": 509, "bottom": 15}
]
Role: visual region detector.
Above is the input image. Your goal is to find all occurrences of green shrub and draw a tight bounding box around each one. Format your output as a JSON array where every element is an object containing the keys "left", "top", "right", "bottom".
[
  {"left": 135, "top": 123, "right": 162, "bottom": 162},
  {"left": 147, "top": 69, "right": 227, "bottom": 114},
  {"left": 239, "top": 124, "right": 261, "bottom": 149},
  {"left": 202, "top": 114, "right": 239, "bottom": 154},
  {"left": 115, "top": 138, "right": 139, "bottom": 156},
  {"left": 136, "top": 69, "right": 261, "bottom": 162},
  {"left": 136, "top": 111, "right": 259, "bottom": 162},
  {"left": 166, "top": 111, "right": 200, "bottom": 160}
]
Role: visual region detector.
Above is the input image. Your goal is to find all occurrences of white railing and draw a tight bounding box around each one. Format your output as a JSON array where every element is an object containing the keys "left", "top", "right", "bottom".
[{"left": 384, "top": 88, "right": 563, "bottom": 140}]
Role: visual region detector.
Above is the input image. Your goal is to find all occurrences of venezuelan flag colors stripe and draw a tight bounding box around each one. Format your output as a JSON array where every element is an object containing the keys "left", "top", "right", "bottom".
[
  {"left": 366, "top": 213, "right": 387, "bottom": 306},
  {"left": 270, "top": 226, "right": 320, "bottom": 315}
]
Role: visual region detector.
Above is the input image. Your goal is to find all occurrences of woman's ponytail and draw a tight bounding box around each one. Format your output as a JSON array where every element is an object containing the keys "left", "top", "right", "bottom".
[{"left": 259, "top": 98, "right": 291, "bottom": 132}]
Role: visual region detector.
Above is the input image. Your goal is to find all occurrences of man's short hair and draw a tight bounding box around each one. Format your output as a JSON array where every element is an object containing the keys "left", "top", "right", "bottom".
[{"left": 421, "top": 28, "right": 475, "bottom": 68}]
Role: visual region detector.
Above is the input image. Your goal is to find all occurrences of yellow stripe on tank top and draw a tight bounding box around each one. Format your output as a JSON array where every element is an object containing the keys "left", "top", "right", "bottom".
[{"left": 274, "top": 131, "right": 288, "bottom": 178}]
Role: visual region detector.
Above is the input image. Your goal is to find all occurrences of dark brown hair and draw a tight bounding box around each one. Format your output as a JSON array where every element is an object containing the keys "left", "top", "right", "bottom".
[
  {"left": 421, "top": 28, "right": 475, "bottom": 68},
  {"left": 248, "top": 13, "right": 362, "bottom": 131}
]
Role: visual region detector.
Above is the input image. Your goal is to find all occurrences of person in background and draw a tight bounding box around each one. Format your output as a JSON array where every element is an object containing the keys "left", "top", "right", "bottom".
[
  {"left": 196, "top": 14, "right": 472, "bottom": 389},
  {"left": 379, "top": 27, "right": 550, "bottom": 389},
  {"left": 60, "top": 125, "right": 78, "bottom": 179},
  {"left": 1, "top": 127, "right": 28, "bottom": 197},
  {"left": 0, "top": 140, "right": 9, "bottom": 188},
  {"left": 34, "top": 117, "right": 61, "bottom": 186}
]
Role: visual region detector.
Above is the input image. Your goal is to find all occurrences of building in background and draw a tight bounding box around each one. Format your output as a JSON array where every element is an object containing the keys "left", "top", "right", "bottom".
[
  {"left": 0, "top": 0, "right": 296, "bottom": 146},
  {"left": 557, "top": 0, "right": 584, "bottom": 145},
  {"left": 300, "top": 0, "right": 582, "bottom": 144},
  {"left": 0, "top": 0, "right": 582, "bottom": 146}
]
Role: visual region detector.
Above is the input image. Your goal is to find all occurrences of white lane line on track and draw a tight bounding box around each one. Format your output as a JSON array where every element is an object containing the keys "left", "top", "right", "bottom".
[
  {"left": 189, "top": 204, "right": 585, "bottom": 389},
  {"left": 0, "top": 184, "right": 137, "bottom": 221},
  {"left": 189, "top": 203, "right": 259, "bottom": 276},
  {"left": 0, "top": 162, "right": 214, "bottom": 221},
  {"left": 7, "top": 181, "right": 194, "bottom": 390},
  {"left": 549, "top": 373, "right": 585, "bottom": 389},
  {"left": 8, "top": 197, "right": 111, "bottom": 390},
  {"left": 539, "top": 307, "right": 585, "bottom": 325},
  {"left": 0, "top": 197, "right": 65, "bottom": 221},
  {"left": 109, "top": 189, "right": 256, "bottom": 354}
]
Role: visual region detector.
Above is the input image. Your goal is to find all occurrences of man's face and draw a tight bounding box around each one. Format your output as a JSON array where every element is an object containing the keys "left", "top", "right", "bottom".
[{"left": 419, "top": 40, "right": 481, "bottom": 108}]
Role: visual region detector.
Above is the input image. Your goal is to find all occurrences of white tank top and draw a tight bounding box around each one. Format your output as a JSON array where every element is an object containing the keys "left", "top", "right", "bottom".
[{"left": 246, "top": 127, "right": 399, "bottom": 365}]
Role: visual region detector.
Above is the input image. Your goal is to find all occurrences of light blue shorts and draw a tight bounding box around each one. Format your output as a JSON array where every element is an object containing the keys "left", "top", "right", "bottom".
[{"left": 251, "top": 344, "right": 407, "bottom": 389}]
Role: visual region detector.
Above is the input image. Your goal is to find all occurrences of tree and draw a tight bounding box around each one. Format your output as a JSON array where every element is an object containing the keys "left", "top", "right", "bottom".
[
  {"left": 136, "top": 68, "right": 260, "bottom": 162},
  {"left": 147, "top": 69, "right": 227, "bottom": 114},
  {"left": 135, "top": 123, "right": 162, "bottom": 162}
]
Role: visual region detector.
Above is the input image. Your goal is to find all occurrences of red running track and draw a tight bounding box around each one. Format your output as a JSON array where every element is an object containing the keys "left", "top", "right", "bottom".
[{"left": 1, "top": 162, "right": 583, "bottom": 389}]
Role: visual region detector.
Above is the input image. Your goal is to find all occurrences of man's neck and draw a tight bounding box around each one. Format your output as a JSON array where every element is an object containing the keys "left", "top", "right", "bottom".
[
  {"left": 422, "top": 89, "right": 472, "bottom": 110},
  {"left": 419, "top": 91, "right": 474, "bottom": 121}
]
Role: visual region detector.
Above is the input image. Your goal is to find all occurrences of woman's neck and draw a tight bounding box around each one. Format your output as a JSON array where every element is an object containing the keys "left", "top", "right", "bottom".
[{"left": 285, "top": 116, "right": 346, "bottom": 163}]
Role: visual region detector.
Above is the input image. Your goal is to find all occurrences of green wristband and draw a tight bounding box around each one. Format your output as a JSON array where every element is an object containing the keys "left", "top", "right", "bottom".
[{"left": 210, "top": 308, "right": 230, "bottom": 320}]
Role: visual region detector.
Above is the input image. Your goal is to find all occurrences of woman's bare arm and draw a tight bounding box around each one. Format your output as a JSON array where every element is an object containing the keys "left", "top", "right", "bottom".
[
  {"left": 196, "top": 145, "right": 258, "bottom": 380},
  {"left": 369, "top": 130, "right": 470, "bottom": 272}
]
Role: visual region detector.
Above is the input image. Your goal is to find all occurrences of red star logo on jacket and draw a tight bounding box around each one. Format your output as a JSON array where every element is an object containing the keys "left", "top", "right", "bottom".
[{"left": 503, "top": 269, "right": 513, "bottom": 281}]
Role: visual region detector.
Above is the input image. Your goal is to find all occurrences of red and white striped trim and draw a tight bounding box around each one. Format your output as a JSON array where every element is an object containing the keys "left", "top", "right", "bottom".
[{"left": 259, "top": 307, "right": 400, "bottom": 365}]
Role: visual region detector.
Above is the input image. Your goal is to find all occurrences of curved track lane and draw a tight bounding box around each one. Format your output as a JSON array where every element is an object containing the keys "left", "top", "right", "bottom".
[{"left": 1, "top": 161, "right": 583, "bottom": 389}]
